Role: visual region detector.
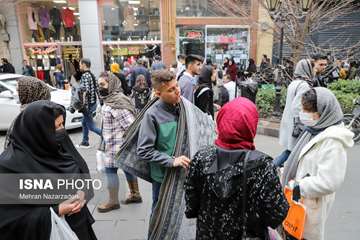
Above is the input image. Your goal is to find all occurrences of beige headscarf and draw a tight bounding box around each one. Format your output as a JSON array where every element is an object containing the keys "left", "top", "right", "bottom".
[{"left": 99, "top": 72, "right": 135, "bottom": 114}]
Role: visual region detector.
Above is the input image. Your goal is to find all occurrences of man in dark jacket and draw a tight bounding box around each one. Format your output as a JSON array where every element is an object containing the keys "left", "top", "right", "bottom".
[
  {"left": 76, "top": 58, "right": 102, "bottom": 148},
  {"left": 22, "top": 60, "right": 35, "bottom": 76},
  {"left": 1, "top": 58, "right": 15, "bottom": 73},
  {"left": 129, "top": 59, "right": 151, "bottom": 88},
  {"left": 151, "top": 55, "right": 166, "bottom": 71}
]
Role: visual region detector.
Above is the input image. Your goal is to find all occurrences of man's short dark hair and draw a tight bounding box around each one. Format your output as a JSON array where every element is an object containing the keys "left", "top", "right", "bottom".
[
  {"left": 302, "top": 88, "right": 318, "bottom": 112},
  {"left": 177, "top": 54, "right": 186, "bottom": 61},
  {"left": 154, "top": 55, "right": 161, "bottom": 61},
  {"left": 80, "top": 58, "right": 91, "bottom": 68},
  {"left": 152, "top": 70, "right": 175, "bottom": 90},
  {"left": 312, "top": 54, "right": 328, "bottom": 62},
  {"left": 185, "top": 54, "right": 203, "bottom": 68}
]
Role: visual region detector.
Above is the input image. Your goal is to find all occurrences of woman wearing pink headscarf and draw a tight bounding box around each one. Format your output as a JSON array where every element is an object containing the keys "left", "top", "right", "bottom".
[{"left": 185, "top": 97, "right": 289, "bottom": 240}]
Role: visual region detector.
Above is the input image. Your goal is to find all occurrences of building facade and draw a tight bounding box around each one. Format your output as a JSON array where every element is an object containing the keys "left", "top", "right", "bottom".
[{"left": 1, "top": 0, "right": 274, "bottom": 77}]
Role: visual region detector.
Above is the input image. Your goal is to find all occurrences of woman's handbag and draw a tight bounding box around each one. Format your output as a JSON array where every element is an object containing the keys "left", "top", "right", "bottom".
[
  {"left": 282, "top": 186, "right": 306, "bottom": 240},
  {"left": 49, "top": 207, "right": 79, "bottom": 240}
]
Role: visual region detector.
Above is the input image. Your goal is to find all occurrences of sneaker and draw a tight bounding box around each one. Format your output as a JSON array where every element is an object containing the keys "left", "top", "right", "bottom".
[{"left": 76, "top": 142, "right": 91, "bottom": 149}]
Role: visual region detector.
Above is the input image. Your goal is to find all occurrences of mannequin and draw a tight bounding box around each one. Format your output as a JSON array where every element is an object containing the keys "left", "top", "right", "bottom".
[
  {"left": 38, "top": 6, "right": 50, "bottom": 41},
  {"left": 27, "top": 6, "right": 38, "bottom": 41},
  {"left": 62, "top": 7, "right": 75, "bottom": 41},
  {"left": 50, "top": 6, "right": 62, "bottom": 40},
  {"left": 123, "top": 4, "right": 135, "bottom": 32},
  {"left": 0, "top": 14, "right": 10, "bottom": 60}
]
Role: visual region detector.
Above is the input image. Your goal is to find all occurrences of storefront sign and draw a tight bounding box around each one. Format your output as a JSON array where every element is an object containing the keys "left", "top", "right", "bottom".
[
  {"left": 112, "top": 48, "right": 128, "bottom": 56},
  {"left": 128, "top": 47, "right": 140, "bottom": 55},
  {"left": 185, "top": 31, "right": 203, "bottom": 39}
]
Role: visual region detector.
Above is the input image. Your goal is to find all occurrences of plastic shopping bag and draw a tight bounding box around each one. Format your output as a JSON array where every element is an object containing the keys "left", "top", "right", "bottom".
[
  {"left": 96, "top": 150, "right": 106, "bottom": 172},
  {"left": 282, "top": 186, "right": 306, "bottom": 240},
  {"left": 49, "top": 207, "right": 79, "bottom": 240},
  {"left": 267, "top": 227, "right": 284, "bottom": 240}
]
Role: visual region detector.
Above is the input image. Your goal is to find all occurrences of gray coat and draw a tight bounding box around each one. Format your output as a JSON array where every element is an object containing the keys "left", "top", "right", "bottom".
[{"left": 279, "top": 59, "right": 314, "bottom": 150}]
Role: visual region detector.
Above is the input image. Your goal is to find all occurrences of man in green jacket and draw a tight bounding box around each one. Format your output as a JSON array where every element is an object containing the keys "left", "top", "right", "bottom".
[{"left": 137, "top": 70, "right": 191, "bottom": 211}]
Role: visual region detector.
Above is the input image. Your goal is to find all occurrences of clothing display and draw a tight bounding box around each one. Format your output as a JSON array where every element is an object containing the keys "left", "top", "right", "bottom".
[
  {"left": 62, "top": 7, "right": 75, "bottom": 28},
  {"left": 49, "top": 7, "right": 62, "bottom": 26},
  {"left": 0, "top": 14, "right": 10, "bottom": 60},
  {"left": 38, "top": 7, "right": 50, "bottom": 29},
  {"left": 50, "top": 7, "right": 62, "bottom": 40},
  {"left": 27, "top": 6, "right": 38, "bottom": 31}
]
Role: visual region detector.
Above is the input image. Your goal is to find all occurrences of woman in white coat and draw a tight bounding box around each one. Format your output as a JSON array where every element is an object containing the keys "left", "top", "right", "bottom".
[{"left": 282, "top": 87, "right": 354, "bottom": 240}]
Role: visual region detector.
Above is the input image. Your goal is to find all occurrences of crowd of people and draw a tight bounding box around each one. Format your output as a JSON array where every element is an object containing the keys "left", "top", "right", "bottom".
[{"left": 0, "top": 51, "right": 355, "bottom": 240}]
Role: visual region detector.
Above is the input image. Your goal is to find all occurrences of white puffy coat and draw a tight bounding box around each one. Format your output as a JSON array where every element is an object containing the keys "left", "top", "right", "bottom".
[{"left": 295, "top": 124, "right": 354, "bottom": 240}]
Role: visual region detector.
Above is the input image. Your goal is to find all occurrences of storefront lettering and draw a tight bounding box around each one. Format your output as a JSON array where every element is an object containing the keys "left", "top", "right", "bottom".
[{"left": 186, "top": 31, "right": 203, "bottom": 39}]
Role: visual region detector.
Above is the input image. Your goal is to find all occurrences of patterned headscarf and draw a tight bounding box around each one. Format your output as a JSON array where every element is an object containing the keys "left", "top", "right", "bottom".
[{"left": 17, "top": 76, "right": 51, "bottom": 109}]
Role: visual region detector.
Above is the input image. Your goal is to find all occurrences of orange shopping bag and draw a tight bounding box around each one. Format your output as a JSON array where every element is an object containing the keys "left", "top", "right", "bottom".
[{"left": 282, "top": 186, "right": 306, "bottom": 240}]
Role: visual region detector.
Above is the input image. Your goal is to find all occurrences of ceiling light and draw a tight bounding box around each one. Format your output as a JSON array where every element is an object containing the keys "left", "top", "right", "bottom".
[
  {"left": 74, "top": 12, "right": 80, "bottom": 16},
  {"left": 68, "top": 7, "right": 76, "bottom": 11},
  {"left": 53, "top": 0, "right": 67, "bottom": 3},
  {"left": 129, "top": 1, "right": 141, "bottom": 4}
]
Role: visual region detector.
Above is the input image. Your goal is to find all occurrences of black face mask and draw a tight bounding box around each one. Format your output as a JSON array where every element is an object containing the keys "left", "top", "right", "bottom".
[
  {"left": 99, "top": 87, "right": 109, "bottom": 97},
  {"left": 55, "top": 128, "right": 67, "bottom": 143}
]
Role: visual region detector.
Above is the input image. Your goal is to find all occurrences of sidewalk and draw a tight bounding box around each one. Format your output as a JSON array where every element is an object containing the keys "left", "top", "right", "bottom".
[
  {"left": 257, "top": 118, "right": 280, "bottom": 138},
  {"left": 88, "top": 175, "right": 151, "bottom": 240}
]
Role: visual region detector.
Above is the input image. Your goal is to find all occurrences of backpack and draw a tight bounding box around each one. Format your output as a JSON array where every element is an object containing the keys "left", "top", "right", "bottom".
[
  {"left": 70, "top": 72, "right": 98, "bottom": 113},
  {"left": 69, "top": 77, "right": 87, "bottom": 113},
  {"left": 133, "top": 87, "right": 151, "bottom": 110}
]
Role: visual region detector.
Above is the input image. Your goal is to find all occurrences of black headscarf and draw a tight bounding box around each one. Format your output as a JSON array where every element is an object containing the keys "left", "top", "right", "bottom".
[
  {"left": 0, "top": 100, "right": 96, "bottom": 240},
  {"left": 198, "top": 65, "right": 213, "bottom": 88},
  {"left": 1, "top": 100, "right": 80, "bottom": 174}
]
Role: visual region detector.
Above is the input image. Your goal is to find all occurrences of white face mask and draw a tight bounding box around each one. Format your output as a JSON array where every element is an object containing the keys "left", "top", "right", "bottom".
[{"left": 299, "top": 111, "right": 319, "bottom": 127}]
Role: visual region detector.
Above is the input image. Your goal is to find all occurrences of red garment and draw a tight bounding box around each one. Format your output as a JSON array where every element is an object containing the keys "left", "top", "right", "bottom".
[
  {"left": 227, "top": 63, "right": 238, "bottom": 81},
  {"left": 36, "top": 70, "right": 45, "bottom": 80},
  {"left": 62, "top": 8, "right": 75, "bottom": 28},
  {"left": 215, "top": 97, "right": 259, "bottom": 150}
]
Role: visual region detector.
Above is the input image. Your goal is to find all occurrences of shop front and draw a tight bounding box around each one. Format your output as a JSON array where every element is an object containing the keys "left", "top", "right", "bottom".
[
  {"left": 15, "top": 0, "right": 82, "bottom": 85},
  {"left": 99, "top": 0, "right": 162, "bottom": 69},
  {"left": 176, "top": 0, "right": 258, "bottom": 67},
  {"left": 177, "top": 25, "right": 249, "bottom": 67}
]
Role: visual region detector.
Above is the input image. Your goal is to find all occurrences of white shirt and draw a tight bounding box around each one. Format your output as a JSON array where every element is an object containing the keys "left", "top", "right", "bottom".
[{"left": 224, "top": 81, "right": 237, "bottom": 101}]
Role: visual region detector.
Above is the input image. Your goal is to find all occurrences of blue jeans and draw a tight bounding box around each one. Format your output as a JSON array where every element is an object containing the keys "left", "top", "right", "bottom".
[
  {"left": 81, "top": 103, "right": 102, "bottom": 144},
  {"left": 151, "top": 181, "right": 162, "bottom": 213},
  {"left": 105, "top": 167, "right": 137, "bottom": 189},
  {"left": 273, "top": 150, "right": 291, "bottom": 167}
]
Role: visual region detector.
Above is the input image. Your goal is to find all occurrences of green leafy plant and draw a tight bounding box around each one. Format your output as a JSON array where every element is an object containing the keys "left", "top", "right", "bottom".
[{"left": 256, "top": 80, "right": 360, "bottom": 117}]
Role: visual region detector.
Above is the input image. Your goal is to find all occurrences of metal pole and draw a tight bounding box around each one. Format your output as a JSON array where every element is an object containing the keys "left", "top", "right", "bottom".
[
  {"left": 273, "top": 24, "right": 284, "bottom": 118},
  {"left": 279, "top": 25, "right": 284, "bottom": 65}
]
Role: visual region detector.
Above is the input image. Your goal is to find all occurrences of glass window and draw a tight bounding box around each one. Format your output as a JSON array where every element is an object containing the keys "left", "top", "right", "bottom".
[
  {"left": 176, "top": 0, "right": 251, "bottom": 17},
  {"left": 101, "top": 0, "right": 160, "bottom": 41},
  {"left": 17, "top": 0, "right": 81, "bottom": 43},
  {"left": 205, "top": 27, "right": 249, "bottom": 66},
  {"left": 178, "top": 26, "right": 205, "bottom": 57}
]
